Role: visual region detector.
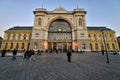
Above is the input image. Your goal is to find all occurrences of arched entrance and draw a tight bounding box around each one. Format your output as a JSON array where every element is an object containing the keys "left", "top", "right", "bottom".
[{"left": 48, "top": 19, "right": 72, "bottom": 52}]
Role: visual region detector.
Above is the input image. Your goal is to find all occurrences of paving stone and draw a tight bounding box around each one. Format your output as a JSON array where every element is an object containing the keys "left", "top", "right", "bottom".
[{"left": 0, "top": 52, "right": 120, "bottom": 80}]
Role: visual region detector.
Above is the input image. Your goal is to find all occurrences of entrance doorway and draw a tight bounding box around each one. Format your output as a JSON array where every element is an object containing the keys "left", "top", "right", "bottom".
[{"left": 48, "top": 42, "right": 72, "bottom": 52}]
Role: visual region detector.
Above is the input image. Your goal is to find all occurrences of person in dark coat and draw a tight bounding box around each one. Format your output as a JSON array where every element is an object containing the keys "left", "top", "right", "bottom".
[
  {"left": 37, "top": 50, "right": 41, "bottom": 55},
  {"left": 67, "top": 47, "right": 72, "bottom": 62},
  {"left": 1, "top": 49, "right": 6, "bottom": 57},
  {"left": 12, "top": 49, "right": 17, "bottom": 60},
  {"left": 102, "top": 50, "right": 104, "bottom": 55}
]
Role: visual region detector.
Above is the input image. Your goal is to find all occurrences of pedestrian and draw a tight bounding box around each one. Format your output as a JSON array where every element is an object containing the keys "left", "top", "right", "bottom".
[
  {"left": 24, "top": 49, "right": 28, "bottom": 59},
  {"left": 101, "top": 50, "right": 104, "bottom": 55},
  {"left": 28, "top": 49, "right": 32, "bottom": 60},
  {"left": 12, "top": 49, "right": 17, "bottom": 60},
  {"left": 67, "top": 47, "right": 72, "bottom": 62},
  {"left": 30, "top": 49, "right": 35, "bottom": 60},
  {"left": 1, "top": 49, "right": 6, "bottom": 57},
  {"left": 37, "top": 49, "right": 41, "bottom": 55}
]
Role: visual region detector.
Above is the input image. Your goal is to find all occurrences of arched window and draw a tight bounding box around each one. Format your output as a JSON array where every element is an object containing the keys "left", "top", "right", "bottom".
[
  {"left": 107, "top": 43, "right": 110, "bottom": 50},
  {"left": 27, "top": 43, "right": 30, "bottom": 49},
  {"left": 16, "top": 43, "right": 19, "bottom": 49},
  {"left": 23, "top": 34, "right": 26, "bottom": 40},
  {"left": 5, "top": 43, "right": 8, "bottom": 49},
  {"left": 98, "top": 34, "right": 102, "bottom": 40},
  {"left": 18, "top": 34, "right": 21, "bottom": 40},
  {"left": 112, "top": 43, "right": 115, "bottom": 50},
  {"left": 94, "top": 34, "right": 97, "bottom": 40},
  {"left": 10, "top": 43, "right": 13, "bottom": 49},
  {"left": 90, "top": 43, "right": 92, "bottom": 51},
  {"left": 22, "top": 43, "right": 24, "bottom": 49},
  {"left": 110, "top": 34, "right": 112, "bottom": 40},
  {"left": 7, "top": 34, "right": 10, "bottom": 40},
  {"left": 104, "top": 34, "right": 107, "bottom": 40},
  {"left": 29, "top": 34, "right": 31, "bottom": 40},
  {"left": 48, "top": 19, "right": 72, "bottom": 40},
  {"left": 95, "top": 43, "right": 98, "bottom": 51},
  {"left": 13, "top": 34, "right": 16, "bottom": 40},
  {"left": 88, "top": 34, "right": 91, "bottom": 39}
]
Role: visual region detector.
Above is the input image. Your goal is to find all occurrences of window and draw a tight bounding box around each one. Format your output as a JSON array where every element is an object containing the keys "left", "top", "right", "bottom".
[
  {"left": 29, "top": 34, "right": 31, "bottom": 40},
  {"left": 88, "top": 34, "right": 91, "bottom": 39},
  {"left": 98, "top": 34, "right": 101, "bottom": 40},
  {"left": 27, "top": 43, "right": 30, "bottom": 49},
  {"left": 16, "top": 43, "right": 19, "bottom": 49},
  {"left": 7, "top": 34, "right": 10, "bottom": 40},
  {"left": 104, "top": 34, "right": 107, "bottom": 40},
  {"left": 5, "top": 43, "right": 8, "bottom": 49},
  {"left": 13, "top": 34, "right": 16, "bottom": 40},
  {"left": 112, "top": 43, "right": 115, "bottom": 50},
  {"left": 95, "top": 43, "right": 98, "bottom": 51},
  {"left": 23, "top": 34, "right": 26, "bottom": 40},
  {"left": 90, "top": 43, "right": 92, "bottom": 51},
  {"left": 10, "top": 43, "right": 13, "bottom": 49},
  {"left": 48, "top": 19, "right": 72, "bottom": 40},
  {"left": 81, "top": 33, "right": 84, "bottom": 37},
  {"left": 18, "top": 34, "right": 21, "bottom": 40},
  {"left": 110, "top": 34, "right": 112, "bottom": 40},
  {"left": 22, "top": 43, "right": 24, "bottom": 49},
  {"left": 94, "top": 34, "right": 97, "bottom": 40}
]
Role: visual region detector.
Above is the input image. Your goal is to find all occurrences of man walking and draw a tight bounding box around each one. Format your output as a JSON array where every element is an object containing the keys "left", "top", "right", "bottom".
[
  {"left": 12, "top": 49, "right": 17, "bottom": 60},
  {"left": 67, "top": 46, "right": 72, "bottom": 62}
]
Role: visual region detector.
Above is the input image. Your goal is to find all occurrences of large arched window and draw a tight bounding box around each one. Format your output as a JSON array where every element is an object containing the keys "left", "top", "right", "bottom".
[
  {"left": 16, "top": 43, "right": 19, "bottom": 49},
  {"left": 48, "top": 19, "right": 72, "bottom": 40}
]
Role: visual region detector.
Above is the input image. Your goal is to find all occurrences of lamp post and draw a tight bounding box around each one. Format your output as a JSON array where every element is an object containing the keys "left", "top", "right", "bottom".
[{"left": 101, "top": 30, "right": 109, "bottom": 63}]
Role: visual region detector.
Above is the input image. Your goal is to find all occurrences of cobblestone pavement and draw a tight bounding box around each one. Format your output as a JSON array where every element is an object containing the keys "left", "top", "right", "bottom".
[{"left": 0, "top": 52, "right": 120, "bottom": 80}]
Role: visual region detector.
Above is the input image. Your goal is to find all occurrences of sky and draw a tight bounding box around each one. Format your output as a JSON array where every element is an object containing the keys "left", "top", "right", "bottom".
[{"left": 0, "top": 0, "right": 120, "bottom": 38}]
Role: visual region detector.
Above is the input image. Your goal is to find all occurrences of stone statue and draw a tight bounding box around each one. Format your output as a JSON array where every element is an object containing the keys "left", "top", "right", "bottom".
[
  {"left": 79, "top": 17, "right": 83, "bottom": 26},
  {"left": 38, "top": 17, "right": 41, "bottom": 25}
]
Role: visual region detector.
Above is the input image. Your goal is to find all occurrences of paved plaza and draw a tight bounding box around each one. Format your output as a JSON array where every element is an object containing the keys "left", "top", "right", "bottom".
[{"left": 0, "top": 52, "right": 120, "bottom": 80}]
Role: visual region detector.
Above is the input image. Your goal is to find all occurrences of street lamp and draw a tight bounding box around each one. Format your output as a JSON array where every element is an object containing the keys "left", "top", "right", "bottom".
[{"left": 101, "top": 30, "right": 109, "bottom": 63}]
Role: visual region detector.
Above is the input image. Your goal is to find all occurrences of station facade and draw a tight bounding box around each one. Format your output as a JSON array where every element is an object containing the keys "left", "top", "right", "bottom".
[{"left": 1, "top": 7, "right": 119, "bottom": 52}]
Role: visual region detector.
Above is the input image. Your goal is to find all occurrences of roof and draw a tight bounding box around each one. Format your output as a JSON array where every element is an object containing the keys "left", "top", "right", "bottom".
[
  {"left": 7, "top": 26, "right": 33, "bottom": 30},
  {"left": 87, "top": 26, "right": 113, "bottom": 31},
  {"left": 6, "top": 26, "right": 113, "bottom": 31}
]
